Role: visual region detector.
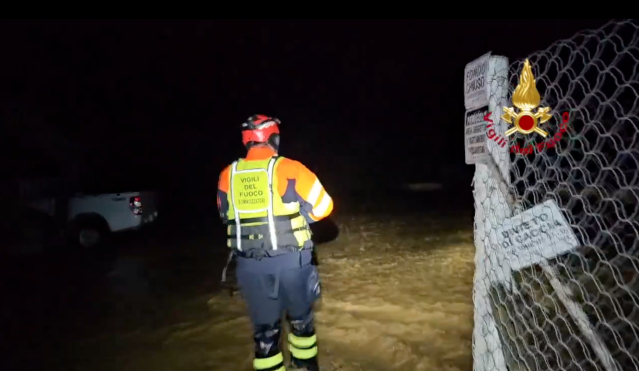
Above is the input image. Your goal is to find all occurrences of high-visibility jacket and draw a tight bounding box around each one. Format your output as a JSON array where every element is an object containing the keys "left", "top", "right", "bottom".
[{"left": 217, "top": 147, "right": 333, "bottom": 257}]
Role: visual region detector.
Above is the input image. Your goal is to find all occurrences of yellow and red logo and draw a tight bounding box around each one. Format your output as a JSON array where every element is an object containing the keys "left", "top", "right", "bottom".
[
  {"left": 502, "top": 59, "right": 552, "bottom": 137},
  {"left": 485, "top": 59, "right": 570, "bottom": 155}
]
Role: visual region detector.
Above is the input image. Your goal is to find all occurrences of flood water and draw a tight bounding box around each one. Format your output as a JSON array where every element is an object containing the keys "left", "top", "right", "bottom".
[
  {"left": 1, "top": 187, "right": 474, "bottom": 371},
  {"left": 0, "top": 216, "right": 230, "bottom": 371}
]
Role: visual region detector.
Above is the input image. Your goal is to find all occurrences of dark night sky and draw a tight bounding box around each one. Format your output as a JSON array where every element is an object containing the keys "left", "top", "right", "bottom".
[{"left": 0, "top": 19, "right": 612, "bottom": 197}]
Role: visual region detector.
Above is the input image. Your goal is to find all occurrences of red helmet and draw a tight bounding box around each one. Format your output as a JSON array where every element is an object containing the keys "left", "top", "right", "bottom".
[{"left": 241, "top": 114, "right": 281, "bottom": 150}]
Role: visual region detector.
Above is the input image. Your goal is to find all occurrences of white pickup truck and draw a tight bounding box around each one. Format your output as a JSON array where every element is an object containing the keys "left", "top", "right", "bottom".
[{"left": 20, "top": 190, "right": 159, "bottom": 250}]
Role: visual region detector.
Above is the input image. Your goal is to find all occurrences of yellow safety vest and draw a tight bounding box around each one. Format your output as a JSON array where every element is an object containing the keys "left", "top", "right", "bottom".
[{"left": 226, "top": 156, "right": 312, "bottom": 252}]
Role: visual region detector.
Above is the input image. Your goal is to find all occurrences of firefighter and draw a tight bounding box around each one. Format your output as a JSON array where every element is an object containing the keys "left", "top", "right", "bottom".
[{"left": 217, "top": 114, "right": 334, "bottom": 371}]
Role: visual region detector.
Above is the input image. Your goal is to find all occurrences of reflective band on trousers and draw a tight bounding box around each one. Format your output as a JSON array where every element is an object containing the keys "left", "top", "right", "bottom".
[
  {"left": 288, "top": 333, "right": 318, "bottom": 360},
  {"left": 253, "top": 352, "right": 285, "bottom": 371},
  {"left": 289, "top": 345, "right": 318, "bottom": 360}
]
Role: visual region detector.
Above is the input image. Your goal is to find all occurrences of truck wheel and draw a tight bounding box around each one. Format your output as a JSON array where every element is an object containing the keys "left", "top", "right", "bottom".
[
  {"left": 78, "top": 227, "right": 102, "bottom": 248},
  {"left": 69, "top": 216, "right": 110, "bottom": 250}
]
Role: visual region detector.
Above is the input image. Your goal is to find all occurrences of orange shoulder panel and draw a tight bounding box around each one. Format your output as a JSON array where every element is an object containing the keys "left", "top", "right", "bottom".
[
  {"left": 276, "top": 157, "right": 333, "bottom": 220},
  {"left": 275, "top": 157, "right": 300, "bottom": 196},
  {"left": 218, "top": 164, "right": 231, "bottom": 194}
]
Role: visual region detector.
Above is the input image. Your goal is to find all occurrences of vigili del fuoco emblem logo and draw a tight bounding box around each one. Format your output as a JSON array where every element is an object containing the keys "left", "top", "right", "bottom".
[
  {"left": 495, "top": 59, "right": 570, "bottom": 155},
  {"left": 502, "top": 59, "right": 552, "bottom": 137}
]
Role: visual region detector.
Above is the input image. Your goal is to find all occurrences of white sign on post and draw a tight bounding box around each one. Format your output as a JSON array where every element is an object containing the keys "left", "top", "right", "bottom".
[
  {"left": 492, "top": 199, "right": 579, "bottom": 271},
  {"left": 465, "top": 105, "right": 490, "bottom": 164},
  {"left": 464, "top": 52, "right": 491, "bottom": 110}
]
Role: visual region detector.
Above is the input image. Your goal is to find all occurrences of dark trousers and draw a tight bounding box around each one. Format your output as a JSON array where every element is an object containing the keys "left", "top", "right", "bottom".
[{"left": 237, "top": 250, "right": 320, "bottom": 371}]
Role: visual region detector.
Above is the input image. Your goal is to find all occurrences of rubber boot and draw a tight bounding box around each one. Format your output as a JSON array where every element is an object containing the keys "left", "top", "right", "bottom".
[
  {"left": 253, "top": 322, "right": 286, "bottom": 371},
  {"left": 288, "top": 315, "right": 319, "bottom": 371}
]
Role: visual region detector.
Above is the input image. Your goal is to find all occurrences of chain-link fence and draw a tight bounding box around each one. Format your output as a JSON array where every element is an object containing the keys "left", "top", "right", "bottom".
[{"left": 472, "top": 20, "right": 639, "bottom": 371}]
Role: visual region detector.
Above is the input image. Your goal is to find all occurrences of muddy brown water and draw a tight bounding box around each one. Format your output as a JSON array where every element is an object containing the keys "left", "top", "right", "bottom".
[
  {"left": 0, "top": 189, "right": 472, "bottom": 371},
  {"left": 0, "top": 220, "right": 230, "bottom": 371}
]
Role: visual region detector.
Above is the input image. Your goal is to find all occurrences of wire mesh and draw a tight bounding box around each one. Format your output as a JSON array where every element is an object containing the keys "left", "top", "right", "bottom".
[{"left": 474, "top": 19, "right": 639, "bottom": 371}]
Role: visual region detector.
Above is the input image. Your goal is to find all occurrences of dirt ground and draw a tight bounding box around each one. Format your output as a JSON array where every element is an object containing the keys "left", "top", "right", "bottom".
[{"left": 37, "top": 213, "right": 476, "bottom": 371}]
